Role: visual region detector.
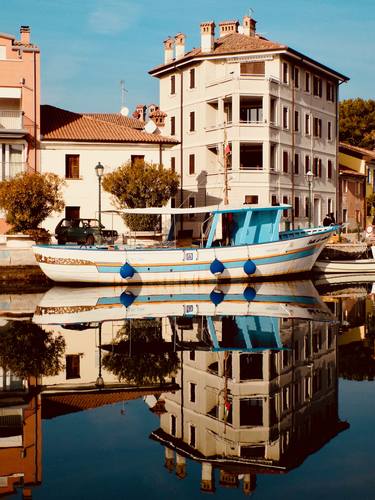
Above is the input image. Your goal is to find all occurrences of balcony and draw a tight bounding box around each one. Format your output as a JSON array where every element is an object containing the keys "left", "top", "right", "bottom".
[{"left": 0, "top": 110, "right": 23, "bottom": 130}]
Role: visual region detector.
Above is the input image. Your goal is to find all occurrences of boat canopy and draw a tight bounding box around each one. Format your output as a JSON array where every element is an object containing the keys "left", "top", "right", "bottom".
[{"left": 103, "top": 205, "right": 291, "bottom": 216}]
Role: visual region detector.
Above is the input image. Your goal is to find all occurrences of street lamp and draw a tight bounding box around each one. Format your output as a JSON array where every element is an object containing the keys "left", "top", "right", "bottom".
[
  {"left": 305, "top": 170, "right": 314, "bottom": 228},
  {"left": 95, "top": 162, "right": 104, "bottom": 229},
  {"left": 95, "top": 322, "right": 104, "bottom": 389}
]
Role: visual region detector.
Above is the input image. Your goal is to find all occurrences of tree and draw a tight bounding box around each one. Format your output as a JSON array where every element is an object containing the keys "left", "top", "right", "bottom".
[
  {"left": 102, "top": 160, "right": 179, "bottom": 231},
  {"left": 0, "top": 321, "right": 66, "bottom": 378},
  {"left": 0, "top": 172, "right": 65, "bottom": 232},
  {"left": 339, "top": 98, "right": 375, "bottom": 150}
]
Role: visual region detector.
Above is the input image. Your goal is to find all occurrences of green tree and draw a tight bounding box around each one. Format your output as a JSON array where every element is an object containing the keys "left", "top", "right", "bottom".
[
  {"left": 0, "top": 172, "right": 65, "bottom": 232},
  {"left": 102, "top": 160, "right": 179, "bottom": 231},
  {"left": 103, "top": 319, "right": 179, "bottom": 385},
  {"left": 0, "top": 321, "right": 66, "bottom": 378},
  {"left": 339, "top": 98, "right": 375, "bottom": 149}
]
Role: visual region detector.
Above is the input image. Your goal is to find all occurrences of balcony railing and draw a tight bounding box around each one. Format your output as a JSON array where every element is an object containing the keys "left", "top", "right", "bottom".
[
  {"left": 0, "top": 110, "right": 23, "bottom": 129},
  {"left": 1, "top": 162, "right": 26, "bottom": 179}
]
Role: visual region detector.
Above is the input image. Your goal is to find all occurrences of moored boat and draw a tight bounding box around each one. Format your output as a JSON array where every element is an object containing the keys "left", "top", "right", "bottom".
[
  {"left": 314, "top": 258, "right": 375, "bottom": 274},
  {"left": 33, "top": 205, "right": 336, "bottom": 284}
]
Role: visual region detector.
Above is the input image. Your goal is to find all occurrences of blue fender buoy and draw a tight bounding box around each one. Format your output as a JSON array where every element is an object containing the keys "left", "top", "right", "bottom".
[
  {"left": 210, "top": 258, "right": 225, "bottom": 275},
  {"left": 210, "top": 289, "right": 225, "bottom": 306},
  {"left": 244, "top": 259, "right": 256, "bottom": 275},
  {"left": 120, "top": 290, "right": 135, "bottom": 308},
  {"left": 243, "top": 286, "right": 256, "bottom": 302},
  {"left": 120, "top": 262, "right": 135, "bottom": 279}
]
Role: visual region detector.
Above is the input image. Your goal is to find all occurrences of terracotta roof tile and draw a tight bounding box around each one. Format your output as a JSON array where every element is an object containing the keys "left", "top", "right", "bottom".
[
  {"left": 41, "top": 105, "right": 178, "bottom": 144},
  {"left": 150, "top": 33, "right": 285, "bottom": 73},
  {"left": 340, "top": 142, "right": 375, "bottom": 160},
  {"left": 84, "top": 113, "right": 144, "bottom": 130}
]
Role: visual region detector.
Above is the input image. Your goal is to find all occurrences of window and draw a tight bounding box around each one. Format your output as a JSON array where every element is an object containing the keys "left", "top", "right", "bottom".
[
  {"left": 328, "top": 198, "right": 333, "bottom": 214},
  {"left": 170, "top": 75, "right": 176, "bottom": 94},
  {"left": 313, "top": 75, "right": 322, "bottom": 97},
  {"left": 270, "top": 143, "right": 277, "bottom": 171},
  {"left": 294, "top": 110, "right": 299, "bottom": 132},
  {"left": 305, "top": 72, "right": 310, "bottom": 92},
  {"left": 343, "top": 208, "right": 347, "bottom": 223},
  {"left": 326, "top": 81, "right": 334, "bottom": 102},
  {"left": 328, "top": 159, "right": 333, "bottom": 179},
  {"left": 240, "top": 61, "right": 265, "bottom": 75},
  {"left": 170, "top": 116, "right": 176, "bottom": 135},
  {"left": 171, "top": 157, "right": 176, "bottom": 172},
  {"left": 304, "top": 335, "right": 311, "bottom": 358},
  {"left": 189, "top": 350, "right": 195, "bottom": 361},
  {"left": 283, "top": 151, "right": 289, "bottom": 173},
  {"left": 328, "top": 121, "right": 332, "bottom": 140},
  {"left": 282, "top": 386, "right": 290, "bottom": 411},
  {"left": 294, "top": 153, "right": 299, "bottom": 174},
  {"left": 189, "top": 68, "right": 196, "bottom": 88},
  {"left": 305, "top": 114, "right": 310, "bottom": 135},
  {"left": 313, "top": 117, "right": 322, "bottom": 138},
  {"left": 305, "top": 197, "right": 309, "bottom": 217},
  {"left": 171, "top": 197, "right": 176, "bottom": 208},
  {"left": 271, "top": 195, "right": 278, "bottom": 206},
  {"left": 189, "top": 111, "right": 195, "bottom": 132},
  {"left": 244, "top": 195, "right": 259, "bottom": 204},
  {"left": 65, "top": 206, "right": 80, "bottom": 219},
  {"left": 283, "top": 195, "right": 288, "bottom": 217},
  {"left": 0, "top": 45, "right": 6, "bottom": 60},
  {"left": 282, "top": 107, "right": 289, "bottom": 129},
  {"left": 294, "top": 197, "right": 300, "bottom": 217},
  {"left": 282, "top": 62, "right": 289, "bottom": 84},
  {"left": 305, "top": 155, "right": 310, "bottom": 174},
  {"left": 170, "top": 414, "right": 176, "bottom": 436},
  {"left": 189, "top": 425, "right": 196, "bottom": 447},
  {"left": 65, "top": 355, "right": 80, "bottom": 379},
  {"left": 190, "top": 382, "right": 196, "bottom": 402},
  {"left": 313, "top": 157, "right": 322, "bottom": 177},
  {"left": 131, "top": 155, "right": 144, "bottom": 166},
  {"left": 293, "top": 67, "right": 299, "bottom": 88},
  {"left": 240, "top": 398, "right": 263, "bottom": 426},
  {"left": 188, "top": 196, "right": 195, "bottom": 218},
  {"left": 65, "top": 154, "right": 80, "bottom": 179},
  {"left": 189, "top": 154, "right": 195, "bottom": 175}
]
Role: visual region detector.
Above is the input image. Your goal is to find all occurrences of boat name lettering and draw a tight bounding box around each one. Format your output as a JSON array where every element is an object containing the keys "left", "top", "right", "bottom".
[{"left": 35, "top": 254, "right": 94, "bottom": 266}]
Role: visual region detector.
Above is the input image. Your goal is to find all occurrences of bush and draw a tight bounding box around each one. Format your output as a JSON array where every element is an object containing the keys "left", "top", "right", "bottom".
[{"left": 0, "top": 172, "right": 65, "bottom": 232}]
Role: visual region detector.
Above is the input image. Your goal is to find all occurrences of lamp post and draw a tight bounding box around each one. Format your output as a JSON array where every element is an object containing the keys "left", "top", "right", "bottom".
[
  {"left": 95, "top": 322, "right": 104, "bottom": 389},
  {"left": 95, "top": 162, "right": 104, "bottom": 229},
  {"left": 305, "top": 170, "right": 314, "bottom": 228}
]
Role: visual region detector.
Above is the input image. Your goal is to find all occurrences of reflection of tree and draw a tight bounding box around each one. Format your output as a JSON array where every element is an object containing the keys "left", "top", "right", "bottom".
[
  {"left": 0, "top": 321, "right": 65, "bottom": 378},
  {"left": 103, "top": 319, "right": 179, "bottom": 385},
  {"left": 339, "top": 342, "right": 375, "bottom": 381}
]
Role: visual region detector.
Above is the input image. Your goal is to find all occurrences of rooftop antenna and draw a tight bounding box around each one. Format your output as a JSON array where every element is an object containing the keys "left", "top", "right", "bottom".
[
  {"left": 120, "top": 80, "right": 129, "bottom": 116},
  {"left": 248, "top": 7, "right": 254, "bottom": 17}
]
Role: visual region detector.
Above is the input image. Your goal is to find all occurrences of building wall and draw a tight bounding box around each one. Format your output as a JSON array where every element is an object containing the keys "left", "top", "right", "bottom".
[
  {"left": 41, "top": 141, "right": 171, "bottom": 235},
  {"left": 156, "top": 43, "right": 339, "bottom": 229}
]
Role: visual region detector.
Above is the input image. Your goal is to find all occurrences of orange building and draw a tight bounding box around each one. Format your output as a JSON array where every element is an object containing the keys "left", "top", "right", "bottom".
[{"left": 0, "top": 26, "right": 40, "bottom": 176}]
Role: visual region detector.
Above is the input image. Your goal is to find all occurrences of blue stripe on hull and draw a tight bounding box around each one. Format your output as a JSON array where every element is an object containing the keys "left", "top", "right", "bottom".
[{"left": 96, "top": 246, "right": 316, "bottom": 274}]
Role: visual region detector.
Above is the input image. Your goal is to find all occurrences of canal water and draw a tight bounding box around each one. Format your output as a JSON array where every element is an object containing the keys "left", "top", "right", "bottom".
[{"left": 0, "top": 279, "right": 374, "bottom": 499}]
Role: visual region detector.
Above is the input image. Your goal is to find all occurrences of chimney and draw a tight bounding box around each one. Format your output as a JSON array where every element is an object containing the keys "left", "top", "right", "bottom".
[
  {"left": 175, "top": 33, "right": 186, "bottom": 59},
  {"left": 20, "top": 25, "right": 30, "bottom": 45},
  {"left": 200, "top": 21, "right": 215, "bottom": 53},
  {"left": 219, "top": 20, "right": 239, "bottom": 38},
  {"left": 135, "top": 104, "right": 146, "bottom": 122},
  {"left": 164, "top": 38, "right": 175, "bottom": 64},
  {"left": 242, "top": 16, "right": 257, "bottom": 37},
  {"left": 149, "top": 109, "right": 167, "bottom": 128}
]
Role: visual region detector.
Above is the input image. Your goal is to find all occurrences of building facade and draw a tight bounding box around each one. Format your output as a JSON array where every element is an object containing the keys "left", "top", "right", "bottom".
[
  {"left": 40, "top": 105, "right": 177, "bottom": 235},
  {"left": 150, "top": 16, "right": 348, "bottom": 234}
]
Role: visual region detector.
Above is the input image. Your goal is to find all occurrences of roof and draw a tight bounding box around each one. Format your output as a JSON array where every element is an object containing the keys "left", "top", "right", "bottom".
[
  {"left": 149, "top": 32, "right": 348, "bottom": 81},
  {"left": 42, "top": 388, "right": 159, "bottom": 419},
  {"left": 41, "top": 105, "right": 178, "bottom": 145},
  {"left": 339, "top": 142, "right": 375, "bottom": 161},
  {"left": 83, "top": 113, "right": 144, "bottom": 130},
  {"left": 339, "top": 165, "right": 366, "bottom": 177}
]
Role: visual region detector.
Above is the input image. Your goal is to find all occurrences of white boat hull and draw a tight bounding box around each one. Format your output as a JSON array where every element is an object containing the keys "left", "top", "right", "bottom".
[
  {"left": 33, "top": 228, "right": 334, "bottom": 284},
  {"left": 314, "top": 258, "right": 375, "bottom": 274}
]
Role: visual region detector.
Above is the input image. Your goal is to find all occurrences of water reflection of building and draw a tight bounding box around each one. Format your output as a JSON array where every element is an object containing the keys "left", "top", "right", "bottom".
[
  {"left": 0, "top": 378, "right": 41, "bottom": 498},
  {"left": 151, "top": 317, "right": 348, "bottom": 495}
]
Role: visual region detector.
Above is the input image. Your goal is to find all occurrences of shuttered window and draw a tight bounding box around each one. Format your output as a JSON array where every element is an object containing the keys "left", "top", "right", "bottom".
[
  {"left": 240, "top": 61, "right": 265, "bottom": 75},
  {"left": 65, "top": 155, "right": 80, "bottom": 179}
]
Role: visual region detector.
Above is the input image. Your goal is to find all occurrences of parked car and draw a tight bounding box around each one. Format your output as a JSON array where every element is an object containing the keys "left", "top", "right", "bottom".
[{"left": 55, "top": 218, "right": 118, "bottom": 245}]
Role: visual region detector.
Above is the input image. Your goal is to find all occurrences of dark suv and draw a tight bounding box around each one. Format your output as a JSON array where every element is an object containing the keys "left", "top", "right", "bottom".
[{"left": 55, "top": 218, "right": 118, "bottom": 245}]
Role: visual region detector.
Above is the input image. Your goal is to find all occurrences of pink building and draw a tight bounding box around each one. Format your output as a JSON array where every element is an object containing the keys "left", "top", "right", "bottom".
[{"left": 0, "top": 26, "right": 40, "bottom": 175}]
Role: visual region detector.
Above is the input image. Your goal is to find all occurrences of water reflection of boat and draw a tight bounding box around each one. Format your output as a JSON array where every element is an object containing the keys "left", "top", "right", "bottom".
[{"left": 33, "top": 281, "right": 333, "bottom": 326}]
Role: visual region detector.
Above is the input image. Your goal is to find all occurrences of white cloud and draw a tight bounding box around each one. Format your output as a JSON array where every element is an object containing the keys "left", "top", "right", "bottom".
[{"left": 88, "top": 0, "right": 141, "bottom": 35}]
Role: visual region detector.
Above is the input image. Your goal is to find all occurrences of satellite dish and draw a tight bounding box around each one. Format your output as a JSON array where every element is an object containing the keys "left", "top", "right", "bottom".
[
  {"left": 145, "top": 120, "right": 157, "bottom": 134},
  {"left": 120, "top": 106, "right": 129, "bottom": 117}
]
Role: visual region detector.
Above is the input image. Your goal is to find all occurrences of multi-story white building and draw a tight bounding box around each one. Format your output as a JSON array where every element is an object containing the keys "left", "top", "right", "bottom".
[{"left": 149, "top": 16, "right": 348, "bottom": 232}]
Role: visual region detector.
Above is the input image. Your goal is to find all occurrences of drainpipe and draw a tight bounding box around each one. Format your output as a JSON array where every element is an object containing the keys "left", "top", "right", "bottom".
[
  {"left": 33, "top": 49, "right": 37, "bottom": 172},
  {"left": 291, "top": 65, "right": 296, "bottom": 229},
  {"left": 179, "top": 70, "right": 184, "bottom": 230}
]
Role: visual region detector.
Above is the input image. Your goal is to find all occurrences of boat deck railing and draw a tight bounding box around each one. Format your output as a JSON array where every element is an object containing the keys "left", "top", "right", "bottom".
[{"left": 280, "top": 226, "right": 334, "bottom": 240}]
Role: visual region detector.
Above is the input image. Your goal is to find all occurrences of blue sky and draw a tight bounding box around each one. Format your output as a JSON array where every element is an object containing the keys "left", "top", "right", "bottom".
[{"left": 2, "top": 0, "right": 374, "bottom": 113}]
